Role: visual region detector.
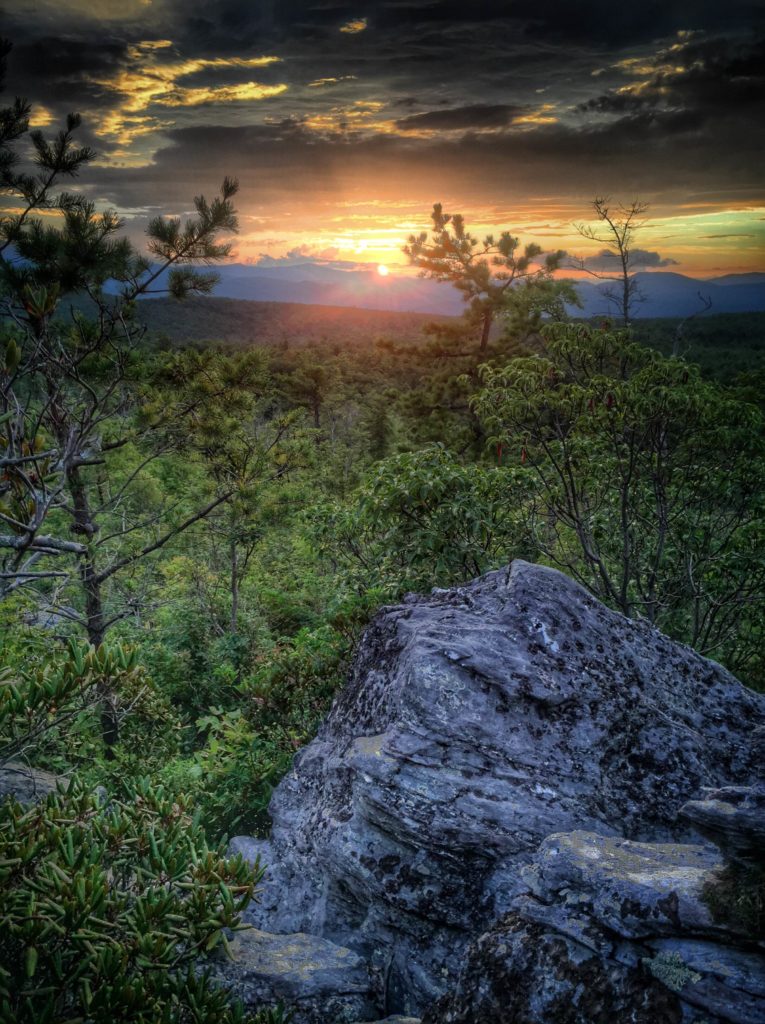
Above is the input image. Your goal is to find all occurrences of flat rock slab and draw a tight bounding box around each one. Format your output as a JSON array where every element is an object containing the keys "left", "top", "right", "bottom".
[
  {"left": 213, "top": 928, "right": 379, "bottom": 1024},
  {"left": 522, "top": 831, "right": 723, "bottom": 938}
]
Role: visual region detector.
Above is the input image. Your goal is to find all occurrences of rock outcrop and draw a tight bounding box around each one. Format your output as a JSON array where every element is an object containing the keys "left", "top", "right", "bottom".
[
  {"left": 227, "top": 561, "right": 764, "bottom": 1019},
  {"left": 427, "top": 810, "right": 765, "bottom": 1024},
  {"left": 682, "top": 786, "right": 765, "bottom": 862},
  {"left": 211, "top": 929, "right": 378, "bottom": 1024},
  {"left": 0, "top": 762, "right": 63, "bottom": 804}
]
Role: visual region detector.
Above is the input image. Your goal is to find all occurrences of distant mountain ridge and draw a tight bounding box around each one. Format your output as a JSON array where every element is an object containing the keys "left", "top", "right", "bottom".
[
  {"left": 571, "top": 271, "right": 765, "bottom": 319},
  {"left": 178, "top": 262, "right": 765, "bottom": 319}
]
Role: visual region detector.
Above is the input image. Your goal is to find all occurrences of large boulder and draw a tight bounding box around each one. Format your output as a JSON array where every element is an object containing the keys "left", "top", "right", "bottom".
[{"left": 235, "top": 561, "right": 764, "bottom": 1015}]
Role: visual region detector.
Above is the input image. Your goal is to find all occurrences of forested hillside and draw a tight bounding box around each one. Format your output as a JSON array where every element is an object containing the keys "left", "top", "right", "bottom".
[
  {"left": 96, "top": 294, "right": 765, "bottom": 385},
  {"left": 631, "top": 312, "right": 765, "bottom": 382},
  {"left": 75, "top": 294, "right": 450, "bottom": 351}
]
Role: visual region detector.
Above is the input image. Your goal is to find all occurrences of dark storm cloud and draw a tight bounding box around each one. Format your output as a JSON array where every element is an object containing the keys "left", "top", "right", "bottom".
[
  {"left": 12, "top": 36, "right": 127, "bottom": 80},
  {"left": 3, "top": 0, "right": 764, "bottom": 247},
  {"left": 394, "top": 105, "right": 526, "bottom": 131},
  {"left": 78, "top": 98, "right": 763, "bottom": 221},
  {"left": 3, "top": 33, "right": 129, "bottom": 110},
  {"left": 581, "top": 34, "right": 765, "bottom": 122}
]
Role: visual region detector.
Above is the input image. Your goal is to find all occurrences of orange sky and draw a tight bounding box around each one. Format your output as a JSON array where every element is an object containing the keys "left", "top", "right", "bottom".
[{"left": 4, "top": 2, "right": 764, "bottom": 277}]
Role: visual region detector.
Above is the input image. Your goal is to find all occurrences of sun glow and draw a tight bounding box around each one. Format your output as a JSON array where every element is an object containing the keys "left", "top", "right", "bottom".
[{"left": 377, "top": 264, "right": 389, "bottom": 276}]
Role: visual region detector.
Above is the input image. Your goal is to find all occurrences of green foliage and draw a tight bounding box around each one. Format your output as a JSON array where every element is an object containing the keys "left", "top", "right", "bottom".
[
  {"left": 164, "top": 620, "right": 354, "bottom": 840},
  {"left": 405, "top": 202, "right": 571, "bottom": 352},
  {"left": 0, "top": 777, "right": 264, "bottom": 1023},
  {"left": 0, "top": 639, "right": 176, "bottom": 773},
  {"left": 473, "top": 322, "right": 765, "bottom": 677},
  {"left": 315, "top": 445, "right": 534, "bottom": 591},
  {"left": 702, "top": 861, "right": 765, "bottom": 939},
  {"left": 0, "top": 43, "right": 250, "bottom": 669},
  {"left": 631, "top": 313, "right": 765, "bottom": 384}
]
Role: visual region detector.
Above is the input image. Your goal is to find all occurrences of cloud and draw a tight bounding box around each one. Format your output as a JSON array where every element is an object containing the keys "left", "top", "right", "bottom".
[
  {"left": 339, "top": 18, "right": 368, "bottom": 35},
  {"left": 255, "top": 245, "right": 345, "bottom": 265},
  {"left": 85, "top": 41, "right": 287, "bottom": 146},
  {"left": 28, "top": 104, "right": 55, "bottom": 127},
  {"left": 583, "top": 248, "right": 679, "bottom": 270},
  {"left": 4, "top": 0, "right": 763, "bottom": 273},
  {"left": 580, "top": 32, "right": 765, "bottom": 128},
  {"left": 79, "top": 111, "right": 762, "bottom": 225},
  {"left": 308, "top": 76, "right": 358, "bottom": 88},
  {"left": 158, "top": 81, "right": 288, "bottom": 107},
  {"left": 395, "top": 104, "right": 525, "bottom": 131}
]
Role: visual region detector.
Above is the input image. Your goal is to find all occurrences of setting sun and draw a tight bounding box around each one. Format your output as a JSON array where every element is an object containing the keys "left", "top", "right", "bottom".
[{"left": 377, "top": 264, "right": 389, "bottom": 276}]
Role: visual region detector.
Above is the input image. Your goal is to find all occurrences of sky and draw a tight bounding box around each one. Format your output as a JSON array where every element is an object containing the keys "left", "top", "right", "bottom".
[{"left": 2, "top": 0, "right": 765, "bottom": 277}]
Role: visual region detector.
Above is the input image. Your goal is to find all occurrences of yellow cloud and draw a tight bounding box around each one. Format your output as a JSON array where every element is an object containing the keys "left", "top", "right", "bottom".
[
  {"left": 134, "top": 39, "right": 173, "bottom": 51},
  {"left": 340, "top": 18, "right": 367, "bottom": 34},
  {"left": 29, "top": 104, "right": 54, "bottom": 127},
  {"left": 162, "top": 82, "right": 287, "bottom": 107},
  {"left": 610, "top": 35, "right": 701, "bottom": 91},
  {"left": 512, "top": 104, "right": 558, "bottom": 127},
  {"left": 308, "top": 75, "right": 358, "bottom": 88},
  {"left": 302, "top": 103, "right": 397, "bottom": 136},
  {"left": 88, "top": 41, "right": 287, "bottom": 146}
]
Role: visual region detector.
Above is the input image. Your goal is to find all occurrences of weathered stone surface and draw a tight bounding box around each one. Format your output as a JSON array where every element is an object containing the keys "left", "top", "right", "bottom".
[
  {"left": 235, "top": 560, "right": 764, "bottom": 1014},
  {"left": 0, "top": 762, "right": 63, "bottom": 804},
  {"left": 421, "top": 913, "right": 684, "bottom": 1024},
  {"left": 644, "top": 938, "right": 765, "bottom": 1024},
  {"left": 211, "top": 928, "right": 377, "bottom": 1024},
  {"left": 521, "top": 831, "right": 723, "bottom": 939},
  {"left": 681, "top": 785, "right": 765, "bottom": 862},
  {"left": 431, "top": 830, "right": 765, "bottom": 1024},
  {"left": 352, "top": 1018, "right": 420, "bottom": 1024}
]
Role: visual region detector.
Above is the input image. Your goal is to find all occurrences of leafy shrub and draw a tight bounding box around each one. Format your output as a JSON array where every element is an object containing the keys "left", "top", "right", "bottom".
[
  {"left": 313, "top": 444, "right": 534, "bottom": 593},
  {"left": 0, "top": 777, "right": 266, "bottom": 1023},
  {"left": 0, "top": 639, "right": 182, "bottom": 784},
  {"left": 702, "top": 860, "right": 765, "bottom": 939},
  {"left": 163, "top": 621, "right": 356, "bottom": 840}
]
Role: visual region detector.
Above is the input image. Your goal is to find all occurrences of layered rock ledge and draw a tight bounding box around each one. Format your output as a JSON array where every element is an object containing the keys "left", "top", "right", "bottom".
[
  {"left": 427, "top": 821, "right": 764, "bottom": 1023},
  {"left": 226, "top": 560, "right": 764, "bottom": 1020}
]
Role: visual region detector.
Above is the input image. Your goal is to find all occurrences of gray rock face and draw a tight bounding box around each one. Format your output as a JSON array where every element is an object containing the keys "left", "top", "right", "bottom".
[
  {"left": 521, "top": 831, "right": 723, "bottom": 939},
  {"left": 236, "top": 561, "right": 764, "bottom": 1015},
  {"left": 351, "top": 1018, "right": 420, "bottom": 1024},
  {"left": 211, "top": 929, "right": 377, "bottom": 1024},
  {"left": 0, "top": 763, "right": 63, "bottom": 804},
  {"left": 422, "top": 912, "right": 686, "bottom": 1024},
  {"left": 681, "top": 786, "right": 765, "bottom": 862},
  {"left": 429, "top": 829, "right": 765, "bottom": 1024}
]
